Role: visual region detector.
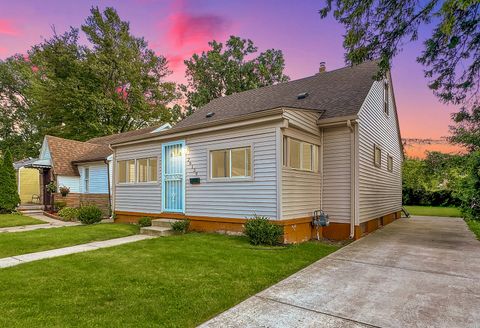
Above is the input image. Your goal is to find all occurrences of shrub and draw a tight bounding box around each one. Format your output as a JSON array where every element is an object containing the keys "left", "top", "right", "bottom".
[
  {"left": 171, "top": 219, "right": 190, "bottom": 233},
  {"left": 138, "top": 217, "right": 152, "bottom": 227},
  {"left": 0, "top": 150, "right": 21, "bottom": 213},
  {"left": 77, "top": 205, "right": 103, "bottom": 224},
  {"left": 244, "top": 215, "right": 283, "bottom": 246},
  {"left": 57, "top": 207, "right": 80, "bottom": 221},
  {"left": 54, "top": 201, "right": 67, "bottom": 212}
]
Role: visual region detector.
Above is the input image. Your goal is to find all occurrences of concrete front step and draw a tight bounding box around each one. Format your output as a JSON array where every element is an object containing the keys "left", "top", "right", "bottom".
[
  {"left": 140, "top": 226, "right": 175, "bottom": 237},
  {"left": 17, "top": 205, "right": 44, "bottom": 213},
  {"left": 152, "top": 218, "right": 182, "bottom": 228},
  {"left": 18, "top": 210, "right": 44, "bottom": 215}
]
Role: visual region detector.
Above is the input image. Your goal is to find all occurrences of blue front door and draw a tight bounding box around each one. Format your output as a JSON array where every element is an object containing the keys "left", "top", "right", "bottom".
[{"left": 162, "top": 141, "right": 185, "bottom": 213}]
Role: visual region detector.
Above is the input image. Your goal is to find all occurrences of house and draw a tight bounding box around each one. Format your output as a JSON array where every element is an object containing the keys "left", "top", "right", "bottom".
[
  {"left": 110, "top": 61, "right": 403, "bottom": 243},
  {"left": 15, "top": 124, "right": 171, "bottom": 214}
]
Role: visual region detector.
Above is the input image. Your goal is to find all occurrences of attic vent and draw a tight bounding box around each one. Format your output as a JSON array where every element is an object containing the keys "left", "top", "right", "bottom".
[
  {"left": 297, "top": 92, "right": 309, "bottom": 100},
  {"left": 206, "top": 112, "right": 215, "bottom": 118}
]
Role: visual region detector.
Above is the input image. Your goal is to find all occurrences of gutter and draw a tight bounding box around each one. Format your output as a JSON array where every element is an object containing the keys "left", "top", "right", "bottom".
[{"left": 111, "top": 108, "right": 286, "bottom": 148}]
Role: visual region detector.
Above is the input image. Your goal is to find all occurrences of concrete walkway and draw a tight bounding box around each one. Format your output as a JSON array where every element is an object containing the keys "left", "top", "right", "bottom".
[
  {"left": 0, "top": 234, "right": 153, "bottom": 268},
  {"left": 200, "top": 216, "right": 480, "bottom": 328},
  {"left": 0, "top": 213, "right": 80, "bottom": 233}
]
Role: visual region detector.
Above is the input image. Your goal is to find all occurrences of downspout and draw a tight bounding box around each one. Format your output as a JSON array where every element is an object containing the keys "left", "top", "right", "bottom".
[
  {"left": 347, "top": 120, "right": 356, "bottom": 239},
  {"left": 107, "top": 145, "right": 114, "bottom": 219},
  {"left": 320, "top": 128, "right": 324, "bottom": 210}
]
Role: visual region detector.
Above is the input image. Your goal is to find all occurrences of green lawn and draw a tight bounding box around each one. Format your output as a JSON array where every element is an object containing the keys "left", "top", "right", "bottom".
[
  {"left": 466, "top": 219, "right": 480, "bottom": 240},
  {"left": 0, "top": 223, "right": 139, "bottom": 258},
  {"left": 404, "top": 205, "right": 462, "bottom": 217},
  {"left": 0, "top": 213, "right": 44, "bottom": 228},
  {"left": 0, "top": 233, "right": 339, "bottom": 327}
]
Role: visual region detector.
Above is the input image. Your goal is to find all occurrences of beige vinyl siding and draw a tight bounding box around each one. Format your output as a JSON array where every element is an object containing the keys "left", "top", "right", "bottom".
[
  {"left": 114, "top": 142, "right": 162, "bottom": 213},
  {"left": 283, "top": 109, "right": 321, "bottom": 136},
  {"left": 185, "top": 124, "right": 278, "bottom": 219},
  {"left": 358, "top": 80, "right": 402, "bottom": 222},
  {"left": 322, "top": 126, "right": 352, "bottom": 223},
  {"left": 281, "top": 125, "right": 321, "bottom": 220}
]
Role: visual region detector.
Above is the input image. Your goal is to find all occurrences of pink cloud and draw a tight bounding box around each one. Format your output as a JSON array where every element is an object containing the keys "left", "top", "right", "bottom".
[
  {"left": 0, "top": 19, "right": 19, "bottom": 36},
  {"left": 168, "top": 13, "right": 228, "bottom": 50},
  {"left": 162, "top": 1, "right": 231, "bottom": 70}
]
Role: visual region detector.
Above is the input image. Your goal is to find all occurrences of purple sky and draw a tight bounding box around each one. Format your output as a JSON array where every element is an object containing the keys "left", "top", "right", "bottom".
[{"left": 0, "top": 0, "right": 456, "bottom": 139}]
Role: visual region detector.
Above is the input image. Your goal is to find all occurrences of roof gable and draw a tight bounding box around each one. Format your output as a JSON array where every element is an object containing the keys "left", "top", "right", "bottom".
[{"left": 46, "top": 136, "right": 111, "bottom": 176}]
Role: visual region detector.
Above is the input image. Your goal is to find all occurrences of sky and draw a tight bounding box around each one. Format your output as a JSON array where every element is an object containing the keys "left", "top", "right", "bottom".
[{"left": 0, "top": 0, "right": 457, "bottom": 139}]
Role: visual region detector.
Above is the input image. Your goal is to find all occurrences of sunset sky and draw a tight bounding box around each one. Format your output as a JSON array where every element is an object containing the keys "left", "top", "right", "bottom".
[{"left": 0, "top": 0, "right": 457, "bottom": 139}]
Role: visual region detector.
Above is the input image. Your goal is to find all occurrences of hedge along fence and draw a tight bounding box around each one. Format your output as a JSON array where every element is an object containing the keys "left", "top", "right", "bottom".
[{"left": 402, "top": 187, "right": 461, "bottom": 207}]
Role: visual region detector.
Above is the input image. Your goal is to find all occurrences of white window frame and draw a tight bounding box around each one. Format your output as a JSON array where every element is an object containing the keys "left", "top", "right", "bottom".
[
  {"left": 136, "top": 157, "right": 158, "bottom": 184},
  {"left": 283, "top": 137, "right": 318, "bottom": 173},
  {"left": 117, "top": 159, "right": 136, "bottom": 185},
  {"left": 387, "top": 154, "right": 393, "bottom": 172},
  {"left": 84, "top": 167, "right": 90, "bottom": 193},
  {"left": 207, "top": 144, "right": 253, "bottom": 182},
  {"left": 374, "top": 145, "right": 382, "bottom": 168},
  {"left": 383, "top": 80, "right": 389, "bottom": 116}
]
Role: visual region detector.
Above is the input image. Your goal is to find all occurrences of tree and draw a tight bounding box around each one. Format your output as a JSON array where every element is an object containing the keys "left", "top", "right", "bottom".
[
  {"left": 81, "top": 7, "right": 178, "bottom": 134},
  {"left": 0, "top": 7, "right": 178, "bottom": 159},
  {"left": 182, "top": 36, "right": 290, "bottom": 110},
  {"left": 0, "top": 149, "right": 21, "bottom": 213},
  {"left": 320, "top": 1, "right": 479, "bottom": 149},
  {"left": 0, "top": 55, "right": 39, "bottom": 160}
]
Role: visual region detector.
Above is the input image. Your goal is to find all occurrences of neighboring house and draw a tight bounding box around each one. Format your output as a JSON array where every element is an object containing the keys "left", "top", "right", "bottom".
[
  {"left": 16, "top": 124, "right": 171, "bottom": 214},
  {"left": 110, "top": 61, "right": 403, "bottom": 243}
]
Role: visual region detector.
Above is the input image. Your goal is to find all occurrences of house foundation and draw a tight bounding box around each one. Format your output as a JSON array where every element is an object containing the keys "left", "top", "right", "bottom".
[{"left": 114, "top": 210, "right": 403, "bottom": 243}]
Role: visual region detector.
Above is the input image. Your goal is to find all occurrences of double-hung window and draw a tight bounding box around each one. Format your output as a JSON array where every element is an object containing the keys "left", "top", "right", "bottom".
[
  {"left": 387, "top": 155, "right": 393, "bottom": 172},
  {"left": 210, "top": 147, "right": 252, "bottom": 179},
  {"left": 84, "top": 168, "right": 89, "bottom": 193},
  {"left": 374, "top": 145, "right": 382, "bottom": 168},
  {"left": 117, "top": 159, "right": 136, "bottom": 184},
  {"left": 284, "top": 137, "right": 318, "bottom": 172},
  {"left": 384, "top": 80, "right": 389, "bottom": 116},
  {"left": 137, "top": 157, "right": 158, "bottom": 183}
]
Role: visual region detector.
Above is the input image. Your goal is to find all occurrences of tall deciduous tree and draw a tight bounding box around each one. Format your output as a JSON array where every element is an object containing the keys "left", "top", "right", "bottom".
[
  {"left": 182, "top": 36, "right": 290, "bottom": 111},
  {"left": 0, "top": 7, "right": 178, "bottom": 159},
  {"left": 0, "top": 56, "right": 39, "bottom": 159},
  {"left": 81, "top": 7, "right": 177, "bottom": 134},
  {"left": 0, "top": 150, "right": 21, "bottom": 213},
  {"left": 320, "top": 1, "right": 479, "bottom": 149}
]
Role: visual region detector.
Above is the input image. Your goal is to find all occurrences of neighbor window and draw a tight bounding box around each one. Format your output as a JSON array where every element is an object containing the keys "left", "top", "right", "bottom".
[
  {"left": 383, "top": 80, "right": 389, "bottom": 116},
  {"left": 210, "top": 147, "right": 251, "bottom": 179},
  {"left": 284, "top": 137, "right": 318, "bottom": 172},
  {"left": 117, "top": 159, "right": 136, "bottom": 183},
  {"left": 137, "top": 157, "right": 158, "bottom": 183},
  {"left": 387, "top": 155, "right": 393, "bottom": 172},
  {"left": 84, "top": 167, "right": 89, "bottom": 193},
  {"left": 374, "top": 145, "right": 382, "bottom": 168}
]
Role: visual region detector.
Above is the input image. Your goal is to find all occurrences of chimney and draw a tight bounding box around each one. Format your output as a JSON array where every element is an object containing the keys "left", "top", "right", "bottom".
[{"left": 318, "top": 61, "right": 326, "bottom": 73}]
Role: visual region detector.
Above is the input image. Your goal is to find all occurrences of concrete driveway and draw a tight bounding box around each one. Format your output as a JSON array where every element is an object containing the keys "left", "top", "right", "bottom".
[{"left": 200, "top": 216, "right": 480, "bottom": 328}]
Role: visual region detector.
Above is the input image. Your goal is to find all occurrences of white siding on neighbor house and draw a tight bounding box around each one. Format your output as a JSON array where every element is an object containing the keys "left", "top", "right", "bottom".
[
  {"left": 185, "top": 124, "right": 279, "bottom": 219},
  {"left": 79, "top": 163, "right": 109, "bottom": 194},
  {"left": 283, "top": 109, "right": 321, "bottom": 136},
  {"left": 57, "top": 176, "right": 80, "bottom": 193},
  {"left": 281, "top": 125, "right": 322, "bottom": 220},
  {"left": 357, "top": 80, "right": 403, "bottom": 222},
  {"left": 321, "top": 126, "right": 352, "bottom": 224},
  {"left": 114, "top": 142, "right": 162, "bottom": 213}
]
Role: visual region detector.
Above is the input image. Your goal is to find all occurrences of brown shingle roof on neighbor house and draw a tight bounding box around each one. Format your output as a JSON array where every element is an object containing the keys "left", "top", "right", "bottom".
[
  {"left": 87, "top": 125, "right": 161, "bottom": 145},
  {"left": 46, "top": 135, "right": 111, "bottom": 176},
  {"left": 111, "top": 61, "right": 380, "bottom": 145},
  {"left": 46, "top": 125, "right": 164, "bottom": 176}
]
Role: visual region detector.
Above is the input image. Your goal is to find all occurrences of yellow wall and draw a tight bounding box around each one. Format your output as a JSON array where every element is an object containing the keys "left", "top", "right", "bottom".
[{"left": 18, "top": 168, "right": 40, "bottom": 204}]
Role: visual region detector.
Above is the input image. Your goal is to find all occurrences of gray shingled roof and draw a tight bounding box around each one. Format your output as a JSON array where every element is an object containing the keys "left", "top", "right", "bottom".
[{"left": 173, "top": 61, "right": 379, "bottom": 130}]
